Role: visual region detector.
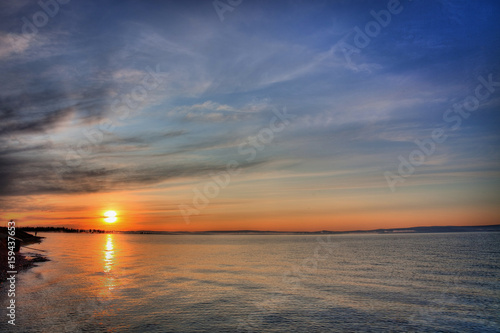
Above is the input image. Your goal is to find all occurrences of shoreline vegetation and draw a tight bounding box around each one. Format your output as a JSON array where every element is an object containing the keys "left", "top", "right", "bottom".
[{"left": 0, "top": 227, "right": 48, "bottom": 282}]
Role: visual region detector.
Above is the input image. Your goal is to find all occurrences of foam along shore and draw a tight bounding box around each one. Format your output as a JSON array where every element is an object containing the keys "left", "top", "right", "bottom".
[{"left": 0, "top": 227, "right": 49, "bottom": 282}]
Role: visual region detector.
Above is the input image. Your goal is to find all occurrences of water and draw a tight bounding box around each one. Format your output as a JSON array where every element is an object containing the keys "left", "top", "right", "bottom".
[{"left": 1, "top": 232, "right": 499, "bottom": 332}]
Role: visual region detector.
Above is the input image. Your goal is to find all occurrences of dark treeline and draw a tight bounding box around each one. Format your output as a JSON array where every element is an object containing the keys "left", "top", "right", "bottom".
[{"left": 19, "top": 227, "right": 108, "bottom": 233}]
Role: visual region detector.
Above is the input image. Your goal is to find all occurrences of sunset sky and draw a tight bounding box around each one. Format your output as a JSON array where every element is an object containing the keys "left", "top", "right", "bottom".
[{"left": 1, "top": 0, "right": 499, "bottom": 231}]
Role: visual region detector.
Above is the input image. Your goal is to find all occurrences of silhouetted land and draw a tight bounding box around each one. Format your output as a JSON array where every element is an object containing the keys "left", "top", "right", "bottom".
[
  {"left": 0, "top": 227, "right": 48, "bottom": 281},
  {"left": 20, "top": 227, "right": 108, "bottom": 233},
  {"left": 123, "top": 224, "right": 500, "bottom": 235},
  {"left": 19, "top": 224, "right": 500, "bottom": 235}
]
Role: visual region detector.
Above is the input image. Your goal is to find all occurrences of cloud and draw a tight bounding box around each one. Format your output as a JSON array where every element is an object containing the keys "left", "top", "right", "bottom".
[
  {"left": 169, "top": 100, "right": 268, "bottom": 122},
  {"left": 0, "top": 152, "right": 267, "bottom": 197},
  {"left": 0, "top": 0, "right": 498, "bottom": 228},
  {"left": 0, "top": 32, "right": 35, "bottom": 59}
]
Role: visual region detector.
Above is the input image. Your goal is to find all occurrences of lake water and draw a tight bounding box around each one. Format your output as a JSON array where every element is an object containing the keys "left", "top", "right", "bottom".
[{"left": 1, "top": 232, "right": 499, "bottom": 332}]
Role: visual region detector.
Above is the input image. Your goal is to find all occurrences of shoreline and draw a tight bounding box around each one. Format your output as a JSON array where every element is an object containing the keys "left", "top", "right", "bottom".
[
  {"left": 0, "top": 252, "right": 49, "bottom": 282},
  {"left": 0, "top": 227, "right": 49, "bottom": 283}
]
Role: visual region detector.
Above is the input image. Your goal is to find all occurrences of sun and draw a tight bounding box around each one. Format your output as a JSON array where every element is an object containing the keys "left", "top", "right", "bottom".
[{"left": 104, "top": 210, "right": 117, "bottom": 223}]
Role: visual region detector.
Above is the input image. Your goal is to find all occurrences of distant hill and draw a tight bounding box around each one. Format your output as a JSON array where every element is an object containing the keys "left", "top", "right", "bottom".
[{"left": 116, "top": 224, "right": 500, "bottom": 235}]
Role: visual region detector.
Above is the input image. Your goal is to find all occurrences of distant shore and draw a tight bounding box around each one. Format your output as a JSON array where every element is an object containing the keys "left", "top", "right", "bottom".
[{"left": 19, "top": 224, "right": 500, "bottom": 235}]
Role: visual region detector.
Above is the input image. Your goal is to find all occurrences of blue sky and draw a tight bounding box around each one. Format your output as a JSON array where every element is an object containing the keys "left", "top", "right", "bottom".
[{"left": 1, "top": 0, "right": 499, "bottom": 230}]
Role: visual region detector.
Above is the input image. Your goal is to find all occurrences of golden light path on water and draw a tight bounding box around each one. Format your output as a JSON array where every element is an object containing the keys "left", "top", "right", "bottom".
[
  {"left": 10, "top": 233, "right": 500, "bottom": 331},
  {"left": 103, "top": 234, "right": 116, "bottom": 290}
]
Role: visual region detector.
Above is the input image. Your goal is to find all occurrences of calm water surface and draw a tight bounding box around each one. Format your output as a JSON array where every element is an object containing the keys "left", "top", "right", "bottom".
[{"left": 1, "top": 232, "right": 499, "bottom": 332}]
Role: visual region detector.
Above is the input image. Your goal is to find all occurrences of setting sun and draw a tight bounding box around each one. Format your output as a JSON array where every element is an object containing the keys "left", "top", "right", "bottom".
[{"left": 104, "top": 210, "right": 117, "bottom": 223}]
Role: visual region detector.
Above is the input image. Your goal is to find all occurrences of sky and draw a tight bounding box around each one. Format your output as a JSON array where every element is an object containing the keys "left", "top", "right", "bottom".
[{"left": 0, "top": 0, "right": 499, "bottom": 231}]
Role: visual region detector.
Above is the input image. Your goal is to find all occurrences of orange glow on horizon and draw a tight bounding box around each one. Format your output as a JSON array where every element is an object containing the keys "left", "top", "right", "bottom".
[{"left": 3, "top": 187, "right": 499, "bottom": 232}]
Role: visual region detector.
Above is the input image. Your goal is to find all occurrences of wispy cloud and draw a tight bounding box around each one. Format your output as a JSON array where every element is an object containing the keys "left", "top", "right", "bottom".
[{"left": 1, "top": 0, "right": 499, "bottom": 229}]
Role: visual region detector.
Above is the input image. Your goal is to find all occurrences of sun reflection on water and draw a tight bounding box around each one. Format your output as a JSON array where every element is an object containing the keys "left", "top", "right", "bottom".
[{"left": 103, "top": 234, "right": 116, "bottom": 290}]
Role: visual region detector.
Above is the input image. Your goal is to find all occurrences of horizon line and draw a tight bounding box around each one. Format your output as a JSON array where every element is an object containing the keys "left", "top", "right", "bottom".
[{"left": 14, "top": 223, "right": 500, "bottom": 234}]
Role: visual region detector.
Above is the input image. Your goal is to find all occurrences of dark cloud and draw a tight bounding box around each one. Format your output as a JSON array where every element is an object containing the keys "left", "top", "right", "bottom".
[
  {"left": 0, "top": 154, "right": 267, "bottom": 197},
  {"left": 0, "top": 92, "right": 73, "bottom": 135}
]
